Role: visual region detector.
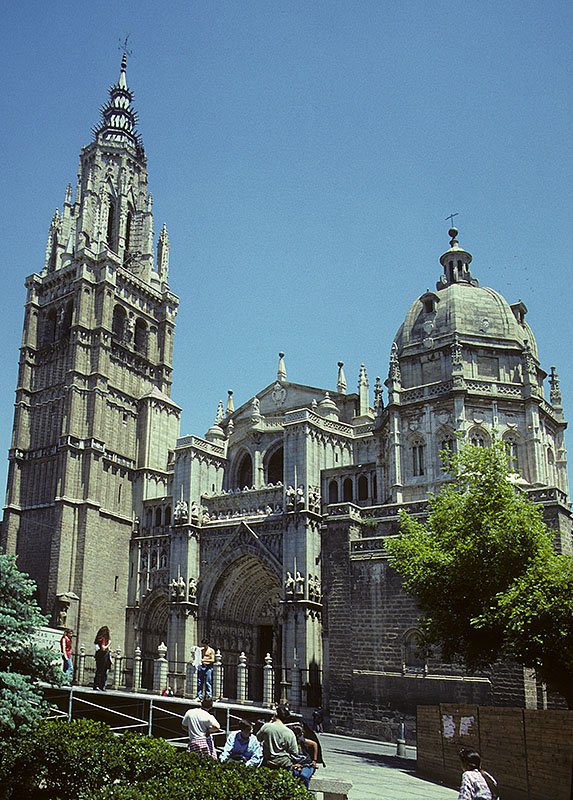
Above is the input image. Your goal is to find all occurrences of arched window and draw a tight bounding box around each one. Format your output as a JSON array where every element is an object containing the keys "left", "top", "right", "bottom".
[
  {"left": 159, "top": 550, "right": 168, "bottom": 569},
  {"left": 372, "top": 473, "right": 377, "bottom": 501},
  {"left": 145, "top": 509, "right": 152, "bottom": 528},
  {"left": 358, "top": 475, "right": 368, "bottom": 501},
  {"left": 404, "top": 630, "right": 425, "bottom": 671},
  {"left": 267, "top": 447, "right": 284, "bottom": 484},
  {"left": 328, "top": 480, "right": 339, "bottom": 504},
  {"left": 44, "top": 308, "right": 58, "bottom": 345},
  {"left": 112, "top": 305, "right": 127, "bottom": 342},
  {"left": 343, "top": 478, "right": 353, "bottom": 502},
  {"left": 164, "top": 506, "right": 171, "bottom": 526},
  {"left": 124, "top": 209, "right": 133, "bottom": 262},
  {"left": 134, "top": 318, "right": 147, "bottom": 355},
  {"left": 237, "top": 452, "right": 253, "bottom": 489},
  {"left": 107, "top": 199, "right": 115, "bottom": 250},
  {"left": 469, "top": 430, "right": 487, "bottom": 448},
  {"left": 440, "top": 437, "right": 455, "bottom": 455},
  {"left": 504, "top": 436, "right": 519, "bottom": 473},
  {"left": 154, "top": 508, "right": 162, "bottom": 528},
  {"left": 547, "top": 448, "right": 556, "bottom": 485},
  {"left": 412, "top": 438, "right": 425, "bottom": 476},
  {"left": 61, "top": 301, "right": 73, "bottom": 337}
]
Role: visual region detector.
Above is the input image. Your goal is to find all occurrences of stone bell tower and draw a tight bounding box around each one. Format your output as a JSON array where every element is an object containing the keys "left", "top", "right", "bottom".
[{"left": 1, "top": 56, "right": 180, "bottom": 651}]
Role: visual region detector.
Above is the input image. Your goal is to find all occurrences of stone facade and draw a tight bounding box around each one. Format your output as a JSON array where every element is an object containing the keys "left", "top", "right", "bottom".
[{"left": 2, "top": 58, "right": 571, "bottom": 737}]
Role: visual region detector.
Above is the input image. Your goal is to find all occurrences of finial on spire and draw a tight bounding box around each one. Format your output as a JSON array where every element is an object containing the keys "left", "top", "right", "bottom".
[
  {"left": 226, "top": 390, "right": 234, "bottom": 415},
  {"left": 549, "top": 366, "right": 563, "bottom": 408},
  {"left": 337, "top": 361, "right": 347, "bottom": 394},
  {"left": 358, "top": 364, "right": 369, "bottom": 416},
  {"left": 277, "top": 352, "right": 287, "bottom": 383},
  {"left": 215, "top": 400, "right": 224, "bottom": 424}
]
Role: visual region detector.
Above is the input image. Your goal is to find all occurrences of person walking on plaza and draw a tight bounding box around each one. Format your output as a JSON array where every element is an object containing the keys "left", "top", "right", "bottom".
[
  {"left": 59, "top": 628, "right": 73, "bottom": 682},
  {"left": 181, "top": 697, "right": 221, "bottom": 759},
  {"left": 196, "top": 637, "right": 215, "bottom": 699},
  {"left": 93, "top": 625, "right": 112, "bottom": 691},
  {"left": 256, "top": 704, "right": 299, "bottom": 770},
  {"left": 219, "top": 719, "right": 263, "bottom": 766},
  {"left": 458, "top": 748, "right": 498, "bottom": 800}
]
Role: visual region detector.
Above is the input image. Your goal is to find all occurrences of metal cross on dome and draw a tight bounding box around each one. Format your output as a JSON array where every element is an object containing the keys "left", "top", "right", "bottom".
[{"left": 445, "top": 212, "right": 459, "bottom": 227}]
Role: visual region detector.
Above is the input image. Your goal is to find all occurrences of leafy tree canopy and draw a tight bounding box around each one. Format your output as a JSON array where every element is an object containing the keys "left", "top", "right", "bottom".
[
  {"left": 0, "top": 553, "right": 62, "bottom": 733},
  {"left": 386, "top": 439, "right": 573, "bottom": 707}
]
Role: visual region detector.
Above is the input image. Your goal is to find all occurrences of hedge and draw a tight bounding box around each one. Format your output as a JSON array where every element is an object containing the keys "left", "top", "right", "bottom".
[{"left": 0, "top": 719, "right": 312, "bottom": 800}]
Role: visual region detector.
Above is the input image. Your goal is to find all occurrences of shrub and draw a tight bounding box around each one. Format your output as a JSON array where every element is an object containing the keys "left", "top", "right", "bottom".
[{"left": 0, "top": 719, "right": 311, "bottom": 800}]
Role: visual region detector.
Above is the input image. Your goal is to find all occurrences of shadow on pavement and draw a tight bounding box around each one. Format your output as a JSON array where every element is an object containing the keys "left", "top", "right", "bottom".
[{"left": 326, "top": 747, "right": 418, "bottom": 774}]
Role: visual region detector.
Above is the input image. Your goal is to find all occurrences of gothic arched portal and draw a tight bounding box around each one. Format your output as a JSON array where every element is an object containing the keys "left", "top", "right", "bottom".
[
  {"left": 139, "top": 591, "right": 169, "bottom": 689},
  {"left": 204, "top": 554, "right": 282, "bottom": 702}
]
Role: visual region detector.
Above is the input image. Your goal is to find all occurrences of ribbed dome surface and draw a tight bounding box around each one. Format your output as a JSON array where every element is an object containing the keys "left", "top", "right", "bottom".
[{"left": 395, "top": 281, "right": 538, "bottom": 360}]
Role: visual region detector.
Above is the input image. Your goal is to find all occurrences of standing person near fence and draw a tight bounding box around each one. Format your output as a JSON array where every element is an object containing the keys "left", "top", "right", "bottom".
[
  {"left": 59, "top": 628, "right": 73, "bottom": 682},
  {"left": 181, "top": 697, "right": 221, "bottom": 759},
  {"left": 196, "top": 637, "right": 215, "bottom": 700},
  {"left": 458, "top": 748, "right": 498, "bottom": 800},
  {"left": 93, "top": 625, "right": 112, "bottom": 691}
]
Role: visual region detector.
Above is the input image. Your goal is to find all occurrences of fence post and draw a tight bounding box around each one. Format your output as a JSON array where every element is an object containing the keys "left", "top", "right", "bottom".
[
  {"left": 133, "top": 645, "right": 142, "bottom": 693},
  {"left": 153, "top": 642, "right": 169, "bottom": 693},
  {"left": 290, "top": 655, "right": 301, "bottom": 711},
  {"left": 213, "top": 648, "right": 224, "bottom": 700},
  {"left": 77, "top": 644, "right": 86, "bottom": 686},
  {"left": 113, "top": 648, "right": 122, "bottom": 689},
  {"left": 185, "top": 658, "right": 197, "bottom": 697},
  {"left": 263, "top": 652, "right": 274, "bottom": 707},
  {"left": 236, "top": 651, "right": 248, "bottom": 703}
]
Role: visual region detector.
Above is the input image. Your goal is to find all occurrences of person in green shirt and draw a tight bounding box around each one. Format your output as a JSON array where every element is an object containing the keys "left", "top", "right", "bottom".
[{"left": 256, "top": 705, "right": 299, "bottom": 769}]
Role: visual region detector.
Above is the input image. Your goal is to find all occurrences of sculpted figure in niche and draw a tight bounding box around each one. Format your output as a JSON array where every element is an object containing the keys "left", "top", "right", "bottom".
[
  {"left": 286, "top": 486, "right": 296, "bottom": 511},
  {"left": 284, "top": 571, "right": 295, "bottom": 597},
  {"left": 295, "top": 571, "right": 305, "bottom": 596},
  {"left": 296, "top": 485, "right": 305, "bottom": 509},
  {"left": 188, "top": 577, "right": 198, "bottom": 602}
]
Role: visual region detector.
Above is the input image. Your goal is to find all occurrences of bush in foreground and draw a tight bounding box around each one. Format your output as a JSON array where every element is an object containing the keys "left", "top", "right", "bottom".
[{"left": 0, "top": 718, "right": 311, "bottom": 800}]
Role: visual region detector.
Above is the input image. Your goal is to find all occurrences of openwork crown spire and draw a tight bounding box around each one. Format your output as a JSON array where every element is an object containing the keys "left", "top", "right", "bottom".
[{"left": 92, "top": 54, "right": 143, "bottom": 150}]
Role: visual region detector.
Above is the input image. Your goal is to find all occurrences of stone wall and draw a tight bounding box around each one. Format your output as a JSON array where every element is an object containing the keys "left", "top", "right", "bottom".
[{"left": 417, "top": 704, "right": 573, "bottom": 800}]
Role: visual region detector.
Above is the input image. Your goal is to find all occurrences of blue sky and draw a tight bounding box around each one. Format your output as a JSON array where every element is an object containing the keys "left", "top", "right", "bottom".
[{"left": 0, "top": 1, "right": 571, "bottom": 494}]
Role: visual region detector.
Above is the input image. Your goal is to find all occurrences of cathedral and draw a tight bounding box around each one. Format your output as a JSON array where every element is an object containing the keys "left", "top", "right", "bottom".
[{"left": 2, "top": 57, "right": 571, "bottom": 738}]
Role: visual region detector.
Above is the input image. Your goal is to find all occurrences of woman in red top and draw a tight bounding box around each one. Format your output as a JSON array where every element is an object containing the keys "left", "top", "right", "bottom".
[{"left": 59, "top": 628, "right": 73, "bottom": 682}]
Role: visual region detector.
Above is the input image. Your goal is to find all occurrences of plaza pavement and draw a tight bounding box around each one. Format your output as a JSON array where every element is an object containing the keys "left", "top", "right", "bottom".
[{"left": 318, "top": 733, "right": 459, "bottom": 800}]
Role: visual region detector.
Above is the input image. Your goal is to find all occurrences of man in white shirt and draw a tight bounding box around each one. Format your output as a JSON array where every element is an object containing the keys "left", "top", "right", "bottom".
[{"left": 181, "top": 697, "right": 221, "bottom": 759}]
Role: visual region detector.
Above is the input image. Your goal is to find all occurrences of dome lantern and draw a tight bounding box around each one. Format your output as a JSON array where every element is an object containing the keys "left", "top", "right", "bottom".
[{"left": 438, "top": 227, "right": 477, "bottom": 289}]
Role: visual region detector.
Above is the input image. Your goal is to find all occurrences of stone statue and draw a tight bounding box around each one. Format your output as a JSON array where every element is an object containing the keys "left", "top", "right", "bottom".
[
  {"left": 284, "top": 571, "right": 295, "bottom": 596},
  {"left": 296, "top": 485, "right": 305, "bottom": 510},
  {"left": 177, "top": 575, "right": 186, "bottom": 599},
  {"left": 286, "top": 486, "right": 296, "bottom": 511},
  {"left": 188, "top": 577, "right": 198, "bottom": 602},
  {"left": 295, "top": 570, "right": 305, "bottom": 596}
]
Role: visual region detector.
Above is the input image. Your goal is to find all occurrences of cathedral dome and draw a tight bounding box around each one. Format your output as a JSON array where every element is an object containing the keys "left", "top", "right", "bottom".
[{"left": 393, "top": 229, "right": 539, "bottom": 360}]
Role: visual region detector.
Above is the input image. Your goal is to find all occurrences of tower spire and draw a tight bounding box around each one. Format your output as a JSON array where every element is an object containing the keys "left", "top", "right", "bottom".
[{"left": 92, "top": 54, "right": 142, "bottom": 150}]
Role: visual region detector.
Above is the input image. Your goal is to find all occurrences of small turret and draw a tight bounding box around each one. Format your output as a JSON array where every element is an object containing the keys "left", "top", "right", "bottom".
[
  {"left": 157, "top": 224, "right": 170, "bottom": 284},
  {"left": 358, "top": 364, "right": 369, "bottom": 416},
  {"left": 277, "top": 352, "right": 287, "bottom": 383},
  {"left": 337, "top": 361, "right": 347, "bottom": 394}
]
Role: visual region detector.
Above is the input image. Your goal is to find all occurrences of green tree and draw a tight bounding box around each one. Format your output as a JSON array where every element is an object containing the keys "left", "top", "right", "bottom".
[
  {"left": 386, "top": 439, "right": 573, "bottom": 707},
  {"left": 0, "top": 553, "right": 62, "bottom": 734}
]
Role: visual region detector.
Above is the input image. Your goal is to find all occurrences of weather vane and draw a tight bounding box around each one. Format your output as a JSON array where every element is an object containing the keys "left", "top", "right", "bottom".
[
  {"left": 118, "top": 35, "right": 133, "bottom": 60},
  {"left": 445, "top": 212, "right": 459, "bottom": 228}
]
